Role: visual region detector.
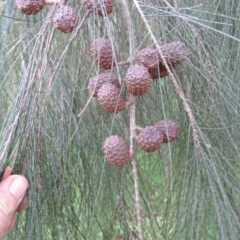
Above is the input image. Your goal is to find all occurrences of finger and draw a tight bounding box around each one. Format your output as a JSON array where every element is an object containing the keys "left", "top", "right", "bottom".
[
  {"left": 1, "top": 168, "right": 29, "bottom": 212},
  {"left": 0, "top": 175, "right": 28, "bottom": 238},
  {"left": 1, "top": 167, "right": 12, "bottom": 181},
  {"left": 1, "top": 215, "right": 17, "bottom": 237},
  {"left": 16, "top": 194, "right": 28, "bottom": 212}
]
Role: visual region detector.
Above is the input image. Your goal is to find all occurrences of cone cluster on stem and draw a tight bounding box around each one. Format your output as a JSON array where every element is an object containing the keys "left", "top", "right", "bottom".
[
  {"left": 16, "top": 0, "right": 114, "bottom": 33},
  {"left": 16, "top": 0, "right": 188, "bottom": 167},
  {"left": 83, "top": 4, "right": 188, "bottom": 166}
]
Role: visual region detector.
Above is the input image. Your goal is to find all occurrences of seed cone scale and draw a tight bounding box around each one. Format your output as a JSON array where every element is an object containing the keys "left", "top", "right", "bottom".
[
  {"left": 88, "top": 72, "right": 120, "bottom": 97},
  {"left": 82, "top": 0, "right": 114, "bottom": 16},
  {"left": 16, "top": 0, "right": 45, "bottom": 15},
  {"left": 124, "top": 64, "right": 151, "bottom": 96},
  {"left": 136, "top": 126, "right": 164, "bottom": 152},
  {"left": 90, "top": 38, "right": 119, "bottom": 70},
  {"left": 155, "top": 120, "right": 180, "bottom": 143},
  {"left": 103, "top": 135, "right": 130, "bottom": 167},
  {"left": 97, "top": 82, "right": 126, "bottom": 114},
  {"left": 53, "top": 6, "right": 77, "bottom": 33}
]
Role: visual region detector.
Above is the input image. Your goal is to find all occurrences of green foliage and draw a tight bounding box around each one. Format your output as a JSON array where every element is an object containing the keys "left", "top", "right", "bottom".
[{"left": 0, "top": 0, "right": 240, "bottom": 239}]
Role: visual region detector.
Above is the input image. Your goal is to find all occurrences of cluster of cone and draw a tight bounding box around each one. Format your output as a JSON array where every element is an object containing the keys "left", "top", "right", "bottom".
[
  {"left": 104, "top": 121, "right": 180, "bottom": 167},
  {"left": 88, "top": 38, "right": 189, "bottom": 113},
  {"left": 17, "top": 0, "right": 188, "bottom": 167},
  {"left": 16, "top": 0, "right": 114, "bottom": 33},
  {"left": 85, "top": 4, "right": 189, "bottom": 167}
]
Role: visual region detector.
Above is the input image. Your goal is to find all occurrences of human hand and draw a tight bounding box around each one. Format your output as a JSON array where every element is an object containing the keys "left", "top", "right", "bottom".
[{"left": 0, "top": 167, "right": 28, "bottom": 239}]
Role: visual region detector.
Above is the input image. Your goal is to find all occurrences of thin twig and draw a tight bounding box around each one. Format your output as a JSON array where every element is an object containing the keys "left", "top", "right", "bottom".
[
  {"left": 129, "top": 96, "right": 143, "bottom": 240},
  {"left": 120, "top": 1, "right": 143, "bottom": 239}
]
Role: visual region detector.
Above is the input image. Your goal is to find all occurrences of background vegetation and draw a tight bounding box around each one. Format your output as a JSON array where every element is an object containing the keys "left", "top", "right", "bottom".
[{"left": 0, "top": 0, "right": 240, "bottom": 239}]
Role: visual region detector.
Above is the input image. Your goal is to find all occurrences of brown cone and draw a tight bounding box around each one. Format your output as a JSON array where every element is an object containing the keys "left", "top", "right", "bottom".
[
  {"left": 103, "top": 135, "right": 130, "bottom": 167},
  {"left": 155, "top": 120, "right": 180, "bottom": 143},
  {"left": 124, "top": 64, "right": 151, "bottom": 96},
  {"left": 53, "top": 6, "right": 77, "bottom": 33},
  {"left": 136, "top": 48, "right": 159, "bottom": 70},
  {"left": 136, "top": 125, "right": 164, "bottom": 152},
  {"left": 148, "top": 64, "right": 175, "bottom": 79},
  {"left": 158, "top": 41, "right": 190, "bottom": 66},
  {"left": 16, "top": 0, "right": 45, "bottom": 15},
  {"left": 136, "top": 48, "right": 174, "bottom": 79},
  {"left": 90, "top": 38, "right": 119, "bottom": 70},
  {"left": 82, "top": 0, "right": 114, "bottom": 16},
  {"left": 97, "top": 82, "right": 126, "bottom": 114},
  {"left": 144, "top": 41, "right": 189, "bottom": 79},
  {"left": 88, "top": 72, "right": 120, "bottom": 97}
]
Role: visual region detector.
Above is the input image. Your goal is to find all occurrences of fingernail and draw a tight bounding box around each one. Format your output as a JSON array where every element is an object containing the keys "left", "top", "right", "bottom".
[{"left": 8, "top": 177, "right": 28, "bottom": 201}]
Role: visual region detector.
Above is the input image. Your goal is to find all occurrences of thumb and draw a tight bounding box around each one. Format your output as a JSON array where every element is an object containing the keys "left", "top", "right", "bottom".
[{"left": 0, "top": 175, "right": 28, "bottom": 238}]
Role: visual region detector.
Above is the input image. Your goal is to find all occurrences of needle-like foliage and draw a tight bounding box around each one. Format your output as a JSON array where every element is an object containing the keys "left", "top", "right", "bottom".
[{"left": 0, "top": 0, "right": 240, "bottom": 239}]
